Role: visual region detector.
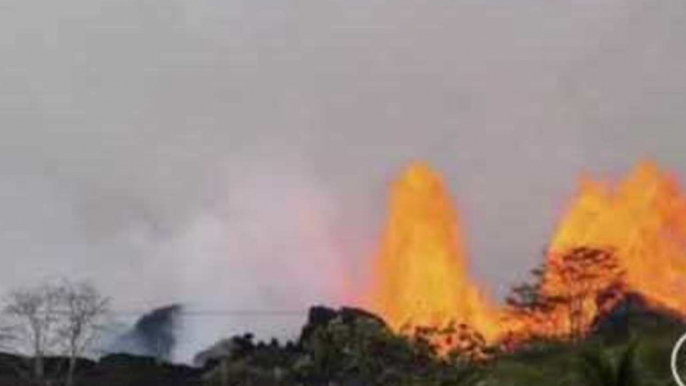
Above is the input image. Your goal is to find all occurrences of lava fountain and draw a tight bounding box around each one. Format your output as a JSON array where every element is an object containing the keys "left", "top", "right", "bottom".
[
  {"left": 549, "top": 161, "right": 686, "bottom": 318},
  {"left": 366, "top": 160, "right": 686, "bottom": 350},
  {"left": 367, "top": 162, "right": 501, "bottom": 342}
]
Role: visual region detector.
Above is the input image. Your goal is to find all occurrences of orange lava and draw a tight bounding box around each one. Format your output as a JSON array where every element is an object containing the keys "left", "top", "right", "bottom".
[
  {"left": 548, "top": 161, "right": 686, "bottom": 318},
  {"left": 368, "top": 162, "right": 501, "bottom": 344},
  {"left": 366, "top": 160, "right": 686, "bottom": 351}
]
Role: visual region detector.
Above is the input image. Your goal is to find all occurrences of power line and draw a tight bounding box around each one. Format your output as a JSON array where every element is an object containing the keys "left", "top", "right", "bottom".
[{"left": 107, "top": 309, "right": 310, "bottom": 317}]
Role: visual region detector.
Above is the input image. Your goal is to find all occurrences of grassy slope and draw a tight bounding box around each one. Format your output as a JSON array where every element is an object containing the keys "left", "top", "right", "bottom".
[{"left": 480, "top": 322, "right": 684, "bottom": 386}]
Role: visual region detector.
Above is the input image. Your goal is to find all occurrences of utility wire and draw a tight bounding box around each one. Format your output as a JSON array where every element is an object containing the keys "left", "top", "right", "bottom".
[{"left": 105, "top": 309, "right": 310, "bottom": 317}]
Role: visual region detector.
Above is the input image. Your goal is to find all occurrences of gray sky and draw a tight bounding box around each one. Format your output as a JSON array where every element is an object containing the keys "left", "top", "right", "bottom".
[{"left": 1, "top": 0, "right": 686, "bottom": 359}]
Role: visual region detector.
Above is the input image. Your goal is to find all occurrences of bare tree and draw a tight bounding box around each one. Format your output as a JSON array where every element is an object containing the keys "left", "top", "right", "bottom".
[
  {"left": 3, "top": 281, "right": 63, "bottom": 382},
  {"left": 2, "top": 279, "right": 110, "bottom": 386},
  {"left": 55, "top": 280, "right": 110, "bottom": 386}
]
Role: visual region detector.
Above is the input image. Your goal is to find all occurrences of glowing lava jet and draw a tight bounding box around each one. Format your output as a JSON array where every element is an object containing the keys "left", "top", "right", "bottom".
[
  {"left": 367, "top": 160, "right": 686, "bottom": 351},
  {"left": 368, "top": 162, "right": 501, "bottom": 343},
  {"left": 548, "top": 161, "right": 686, "bottom": 319}
]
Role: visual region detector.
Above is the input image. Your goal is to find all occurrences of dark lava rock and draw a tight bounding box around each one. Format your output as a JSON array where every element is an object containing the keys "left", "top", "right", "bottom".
[
  {"left": 593, "top": 292, "right": 686, "bottom": 340},
  {"left": 298, "top": 305, "right": 387, "bottom": 344}
]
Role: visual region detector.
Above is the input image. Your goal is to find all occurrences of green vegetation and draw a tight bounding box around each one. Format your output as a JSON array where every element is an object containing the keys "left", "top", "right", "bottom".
[
  {"left": 199, "top": 247, "right": 684, "bottom": 386},
  {"left": 0, "top": 303, "right": 678, "bottom": 385},
  {"left": 200, "top": 305, "right": 686, "bottom": 386},
  {"left": 202, "top": 307, "right": 486, "bottom": 386},
  {"left": 1, "top": 256, "right": 684, "bottom": 386}
]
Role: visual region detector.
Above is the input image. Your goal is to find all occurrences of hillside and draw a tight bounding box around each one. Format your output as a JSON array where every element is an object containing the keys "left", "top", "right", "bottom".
[{"left": 0, "top": 303, "right": 682, "bottom": 386}]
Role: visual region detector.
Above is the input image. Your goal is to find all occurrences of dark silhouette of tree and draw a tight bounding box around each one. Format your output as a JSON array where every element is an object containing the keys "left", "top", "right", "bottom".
[
  {"left": 502, "top": 260, "right": 573, "bottom": 350},
  {"left": 3, "top": 281, "right": 63, "bottom": 382},
  {"left": 504, "top": 247, "right": 627, "bottom": 345},
  {"left": 2, "top": 278, "right": 110, "bottom": 386},
  {"left": 506, "top": 264, "right": 548, "bottom": 313},
  {"left": 546, "top": 247, "right": 626, "bottom": 342},
  {"left": 57, "top": 280, "right": 110, "bottom": 386},
  {"left": 505, "top": 263, "right": 558, "bottom": 338}
]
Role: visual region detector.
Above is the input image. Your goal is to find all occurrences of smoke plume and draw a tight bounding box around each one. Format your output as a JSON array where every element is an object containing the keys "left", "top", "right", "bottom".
[{"left": 0, "top": 0, "right": 685, "bottom": 362}]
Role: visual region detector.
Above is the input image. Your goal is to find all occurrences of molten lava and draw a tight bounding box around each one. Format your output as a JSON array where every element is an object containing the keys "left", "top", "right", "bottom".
[
  {"left": 368, "top": 162, "right": 501, "bottom": 343},
  {"left": 366, "top": 160, "right": 686, "bottom": 352},
  {"left": 549, "top": 161, "right": 686, "bottom": 318}
]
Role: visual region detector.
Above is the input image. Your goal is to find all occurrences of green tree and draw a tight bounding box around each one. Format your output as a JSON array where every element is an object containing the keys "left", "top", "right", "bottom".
[{"left": 578, "top": 344, "right": 640, "bottom": 386}]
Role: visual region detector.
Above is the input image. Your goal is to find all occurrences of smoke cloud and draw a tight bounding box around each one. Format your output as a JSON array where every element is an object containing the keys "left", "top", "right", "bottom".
[
  {"left": 110, "top": 304, "right": 183, "bottom": 361},
  {"left": 1, "top": 0, "right": 685, "bottom": 361}
]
